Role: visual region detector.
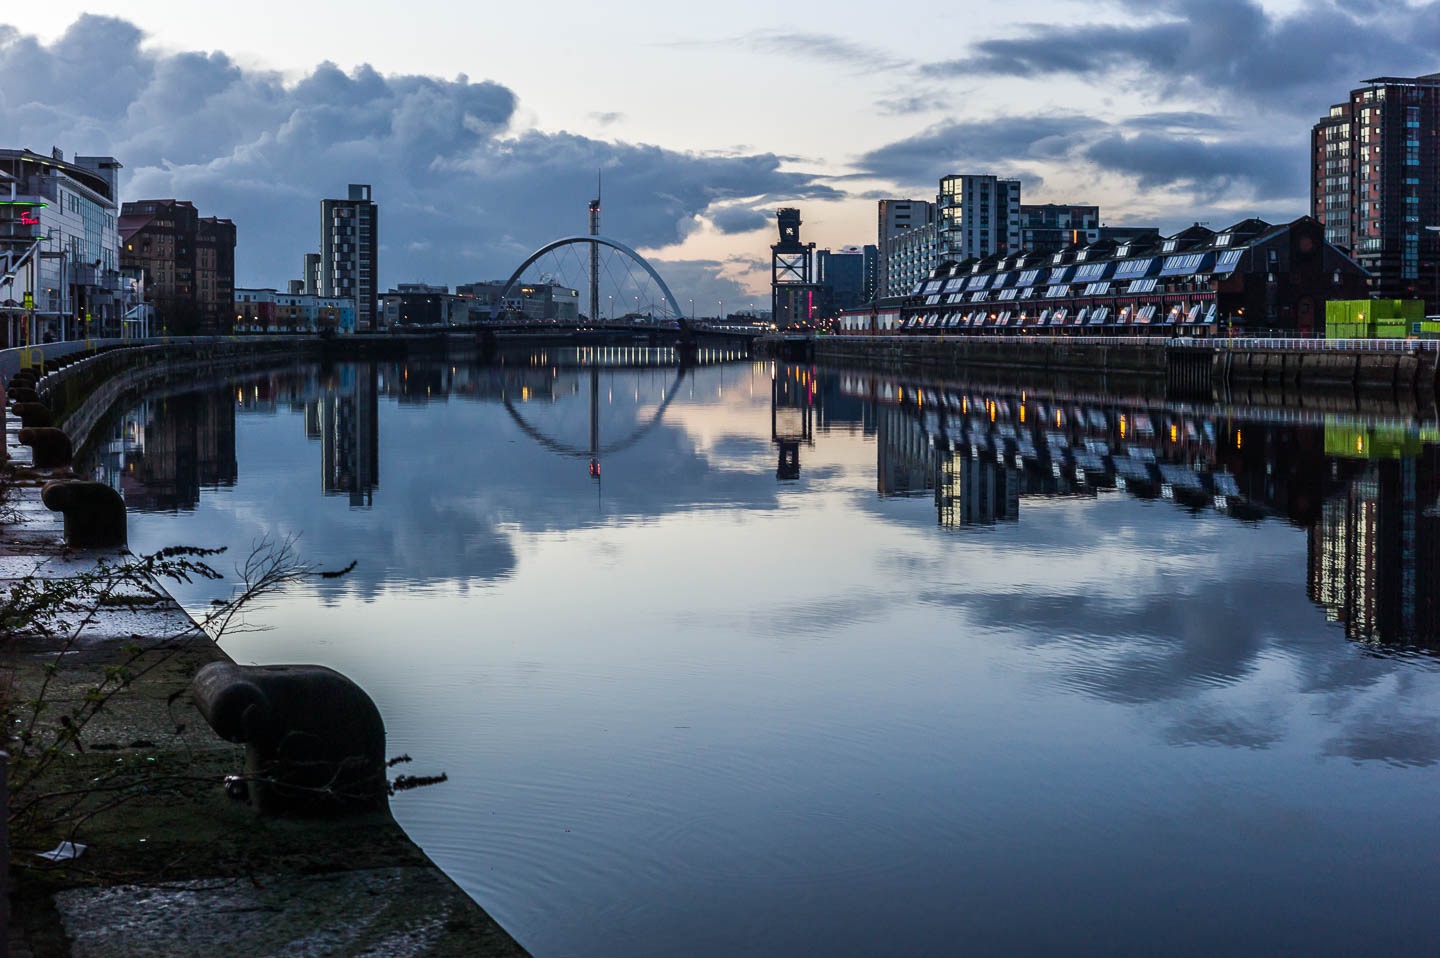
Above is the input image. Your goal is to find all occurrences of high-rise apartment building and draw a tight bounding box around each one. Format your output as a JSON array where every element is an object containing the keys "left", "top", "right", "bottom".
[
  {"left": 321, "top": 184, "right": 379, "bottom": 330},
  {"left": 119, "top": 199, "right": 236, "bottom": 335},
  {"left": 938, "top": 174, "right": 1021, "bottom": 261},
  {"left": 1312, "top": 74, "right": 1440, "bottom": 312},
  {"left": 303, "top": 252, "right": 321, "bottom": 296}
]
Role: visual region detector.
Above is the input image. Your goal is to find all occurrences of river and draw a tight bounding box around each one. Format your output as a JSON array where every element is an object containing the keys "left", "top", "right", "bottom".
[{"left": 77, "top": 351, "right": 1440, "bottom": 956}]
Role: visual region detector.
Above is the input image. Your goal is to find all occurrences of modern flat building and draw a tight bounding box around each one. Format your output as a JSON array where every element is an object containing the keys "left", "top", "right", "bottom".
[
  {"left": 1020, "top": 204, "right": 1100, "bottom": 254},
  {"left": 839, "top": 215, "right": 1369, "bottom": 335},
  {"left": 876, "top": 199, "right": 936, "bottom": 297},
  {"left": 884, "top": 219, "right": 941, "bottom": 297},
  {"left": 303, "top": 252, "right": 322, "bottom": 296},
  {"left": 1312, "top": 74, "right": 1440, "bottom": 312},
  {"left": 321, "top": 184, "right": 379, "bottom": 330},
  {"left": 235, "top": 287, "right": 355, "bottom": 334},
  {"left": 0, "top": 148, "right": 127, "bottom": 343},
  {"left": 939, "top": 174, "right": 1022, "bottom": 261},
  {"left": 456, "top": 280, "right": 580, "bottom": 322}
]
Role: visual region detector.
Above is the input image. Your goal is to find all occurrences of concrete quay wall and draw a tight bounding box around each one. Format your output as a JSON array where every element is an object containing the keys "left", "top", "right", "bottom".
[{"left": 798, "top": 336, "right": 1440, "bottom": 399}]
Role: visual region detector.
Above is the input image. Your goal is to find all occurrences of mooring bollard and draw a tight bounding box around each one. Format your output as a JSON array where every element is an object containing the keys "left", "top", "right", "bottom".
[
  {"left": 18, "top": 427, "right": 73, "bottom": 469},
  {"left": 192, "top": 662, "right": 389, "bottom": 817},
  {"left": 41, "top": 479, "right": 127, "bottom": 548},
  {"left": 6, "top": 386, "right": 39, "bottom": 405}
]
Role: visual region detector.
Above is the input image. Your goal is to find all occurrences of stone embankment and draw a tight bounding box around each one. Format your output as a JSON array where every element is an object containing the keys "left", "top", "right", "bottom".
[{"left": 2, "top": 339, "right": 528, "bottom": 956}]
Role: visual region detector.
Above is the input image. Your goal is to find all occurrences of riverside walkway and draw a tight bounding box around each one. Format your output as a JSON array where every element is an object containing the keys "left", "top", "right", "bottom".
[{"left": 1, "top": 342, "right": 529, "bottom": 956}]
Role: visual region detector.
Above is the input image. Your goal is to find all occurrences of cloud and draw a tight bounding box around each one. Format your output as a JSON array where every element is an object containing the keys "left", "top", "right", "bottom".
[
  {"left": 853, "top": 110, "right": 1308, "bottom": 214},
  {"left": 708, "top": 206, "right": 772, "bottom": 235},
  {"left": 1081, "top": 132, "right": 1304, "bottom": 198},
  {"left": 919, "top": 0, "right": 1440, "bottom": 112},
  {"left": 855, "top": 115, "right": 1102, "bottom": 189},
  {"left": 0, "top": 16, "right": 839, "bottom": 300},
  {"left": 590, "top": 111, "right": 623, "bottom": 126},
  {"left": 744, "top": 30, "right": 908, "bottom": 72}
]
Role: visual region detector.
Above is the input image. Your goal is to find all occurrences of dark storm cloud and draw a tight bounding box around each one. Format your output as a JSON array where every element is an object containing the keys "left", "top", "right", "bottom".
[
  {"left": 0, "top": 16, "right": 836, "bottom": 292},
  {"left": 1082, "top": 132, "right": 1304, "bottom": 197},
  {"left": 708, "top": 206, "right": 772, "bottom": 234},
  {"left": 856, "top": 115, "right": 1101, "bottom": 189},
  {"left": 855, "top": 110, "right": 1306, "bottom": 208},
  {"left": 920, "top": 0, "right": 1440, "bottom": 112}
]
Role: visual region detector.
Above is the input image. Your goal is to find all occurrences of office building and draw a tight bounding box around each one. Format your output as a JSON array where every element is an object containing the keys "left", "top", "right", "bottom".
[
  {"left": 321, "top": 184, "right": 379, "bottom": 330},
  {"left": 816, "top": 246, "right": 874, "bottom": 314},
  {"left": 0, "top": 148, "right": 127, "bottom": 342},
  {"left": 1312, "top": 74, "right": 1440, "bottom": 312}
]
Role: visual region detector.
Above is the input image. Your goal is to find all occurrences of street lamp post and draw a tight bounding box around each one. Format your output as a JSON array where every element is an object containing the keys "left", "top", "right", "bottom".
[{"left": 718, "top": 300, "right": 724, "bottom": 322}]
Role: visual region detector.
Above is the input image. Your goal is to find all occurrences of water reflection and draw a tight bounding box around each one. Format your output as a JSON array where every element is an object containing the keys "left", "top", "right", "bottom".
[
  {"left": 88, "top": 386, "right": 238, "bottom": 511},
  {"left": 80, "top": 357, "right": 1440, "bottom": 652},
  {"left": 829, "top": 368, "right": 1440, "bottom": 649},
  {"left": 68, "top": 352, "right": 1440, "bottom": 955}
]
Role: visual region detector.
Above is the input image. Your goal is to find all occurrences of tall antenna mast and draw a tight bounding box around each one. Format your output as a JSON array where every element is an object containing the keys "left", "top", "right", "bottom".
[{"left": 588, "top": 170, "right": 601, "bottom": 324}]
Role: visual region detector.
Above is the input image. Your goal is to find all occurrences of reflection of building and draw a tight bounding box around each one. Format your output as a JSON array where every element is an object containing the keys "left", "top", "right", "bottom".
[
  {"left": 95, "top": 388, "right": 238, "bottom": 511},
  {"left": 1308, "top": 448, "right": 1440, "bottom": 645},
  {"left": 771, "top": 365, "right": 815, "bottom": 480},
  {"left": 313, "top": 363, "right": 380, "bottom": 507},
  {"left": 876, "top": 405, "right": 934, "bottom": 497},
  {"left": 937, "top": 451, "right": 1019, "bottom": 528}
]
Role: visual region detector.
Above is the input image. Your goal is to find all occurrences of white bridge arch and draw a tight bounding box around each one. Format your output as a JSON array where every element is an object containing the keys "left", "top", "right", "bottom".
[{"left": 492, "top": 235, "right": 685, "bottom": 322}]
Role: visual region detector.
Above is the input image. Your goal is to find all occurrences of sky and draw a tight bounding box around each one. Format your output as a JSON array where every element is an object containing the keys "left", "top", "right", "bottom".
[{"left": 2, "top": 1, "right": 1437, "bottom": 308}]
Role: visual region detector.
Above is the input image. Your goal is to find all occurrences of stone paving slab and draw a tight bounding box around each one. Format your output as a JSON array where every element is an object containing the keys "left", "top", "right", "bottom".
[{"left": 54, "top": 867, "right": 513, "bottom": 958}]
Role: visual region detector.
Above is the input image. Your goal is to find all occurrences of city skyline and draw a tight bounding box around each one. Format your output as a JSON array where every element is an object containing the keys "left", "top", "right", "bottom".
[{"left": 2, "top": 2, "right": 1436, "bottom": 308}]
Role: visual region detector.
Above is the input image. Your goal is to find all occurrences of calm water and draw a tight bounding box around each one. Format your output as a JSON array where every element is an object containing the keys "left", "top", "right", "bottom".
[{"left": 80, "top": 353, "right": 1440, "bottom": 956}]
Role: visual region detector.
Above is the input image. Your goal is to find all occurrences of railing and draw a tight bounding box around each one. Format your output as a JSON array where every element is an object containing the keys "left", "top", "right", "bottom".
[
  {"left": 1186, "top": 337, "right": 1440, "bottom": 352},
  {"left": 831, "top": 334, "right": 1440, "bottom": 352}
]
